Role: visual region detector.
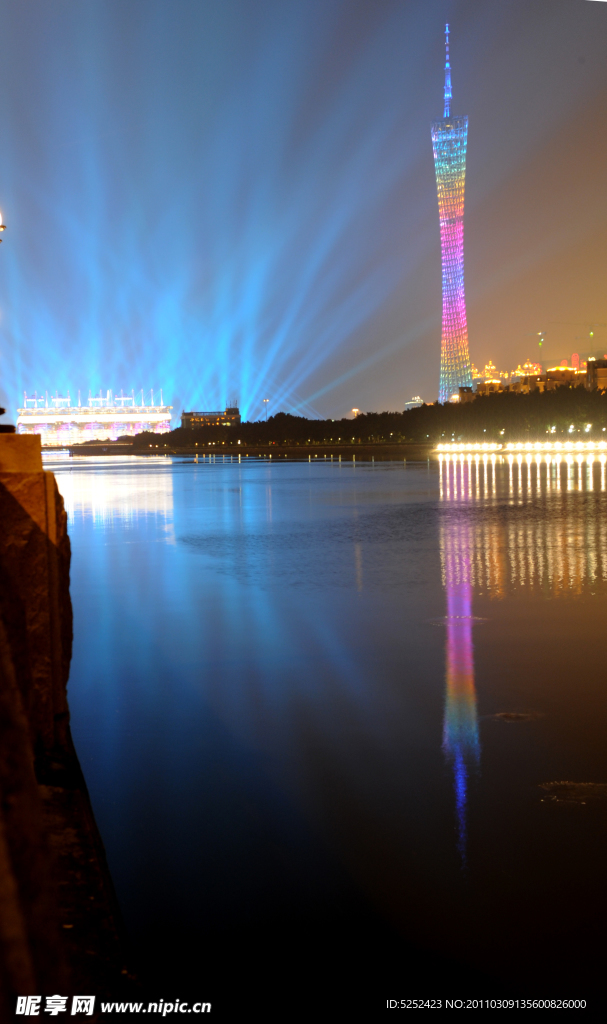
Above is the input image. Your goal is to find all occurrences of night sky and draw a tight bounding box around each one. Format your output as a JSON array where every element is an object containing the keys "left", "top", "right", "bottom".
[{"left": 0, "top": 0, "right": 605, "bottom": 422}]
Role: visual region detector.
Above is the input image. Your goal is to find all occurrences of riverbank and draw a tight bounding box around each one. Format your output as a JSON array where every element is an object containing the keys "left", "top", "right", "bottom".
[{"left": 0, "top": 435, "right": 136, "bottom": 1017}]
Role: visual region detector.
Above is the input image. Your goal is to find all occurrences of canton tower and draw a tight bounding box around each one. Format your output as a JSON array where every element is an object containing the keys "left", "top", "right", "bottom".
[{"left": 431, "top": 24, "right": 472, "bottom": 404}]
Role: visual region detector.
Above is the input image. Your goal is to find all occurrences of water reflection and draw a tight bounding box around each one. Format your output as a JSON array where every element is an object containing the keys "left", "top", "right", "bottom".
[
  {"left": 46, "top": 456, "right": 607, "bottom": 996},
  {"left": 440, "top": 515, "right": 479, "bottom": 865},
  {"left": 439, "top": 453, "right": 607, "bottom": 595},
  {"left": 439, "top": 451, "right": 607, "bottom": 863},
  {"left": 50, "top": 456, "right": 175, "bottom": 528}
]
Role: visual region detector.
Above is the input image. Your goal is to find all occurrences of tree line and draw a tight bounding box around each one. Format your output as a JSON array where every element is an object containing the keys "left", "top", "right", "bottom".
[{"left": 129, "top": 385, "right": 607, "bottom": 448}]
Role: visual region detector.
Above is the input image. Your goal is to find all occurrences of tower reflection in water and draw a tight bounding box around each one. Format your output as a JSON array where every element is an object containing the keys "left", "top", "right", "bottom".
[
  {"left": 439, "top": 450, "right": 607, "bottom": 864},
  {"left": 439, "top": 459, "right": 479, "bottom": 866}
]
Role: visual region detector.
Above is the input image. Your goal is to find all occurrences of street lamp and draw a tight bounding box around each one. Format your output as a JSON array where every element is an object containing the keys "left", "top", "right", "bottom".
[
  {"left": 0, "top": 212, "right": 11, "bottom": 431},
  {"left": 263, "top": 398, "right": 269, "bottom": 422}
]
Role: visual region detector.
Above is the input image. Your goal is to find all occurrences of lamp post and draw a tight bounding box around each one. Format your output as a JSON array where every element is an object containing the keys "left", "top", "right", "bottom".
[
  {"left": 0, "top": 213, "right": 11, "bottom": 432},
  {"left": 263, "top": 398, "right": 269, "bottom": 422}
]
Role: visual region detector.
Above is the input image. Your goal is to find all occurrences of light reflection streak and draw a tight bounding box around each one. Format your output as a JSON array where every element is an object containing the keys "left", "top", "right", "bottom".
[
  {"left": 354, "top": 542, "right": 363, "bottom": 592},
  {"left": 440, "top": 513, "right": 479, "bottom": 867},
  {"left": 438, "top": 450, "right": 607, "bottom": 862},
  {"left": 50, "top": 456, "right": 175, "bottom": 529},
  {"left": 3, "top": 4, "right": 444, "bottom": 423},
  {"left": 438, "top": 453, "right": 607, "bottom": 595}
]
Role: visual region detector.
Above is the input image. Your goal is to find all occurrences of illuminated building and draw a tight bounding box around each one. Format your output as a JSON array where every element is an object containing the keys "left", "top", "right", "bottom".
[
  {"left": 181, "top": 407, "right": 241, "bottom": 428},
  {"left": 465, "top": 357, "right": 588, "bottom": 396},
  {"left": 431, "top": 24, "right": 472, "bottom": 405},
  {"left": 472, "top": 358, "right": 546, "bottom": 386},
  {"left": 17, "top": 390, "right": 172, "bottom": 446},
  {"left": 404, "top": 396, "right": 424, "bottom": 411},
  {"left": 543, "top": 366, "right": 586, "bottom": 389},
  {"left": 475, "top": 379, "right": 503, "bottom": 396},
  {"left": 513, "top": 359, "right": 542, "bottom": 378}
]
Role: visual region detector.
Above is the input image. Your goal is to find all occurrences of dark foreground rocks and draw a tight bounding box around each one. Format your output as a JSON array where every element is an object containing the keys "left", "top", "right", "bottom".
[{"left": 0, "top": 435, "right": 136, "bottom": 1020}]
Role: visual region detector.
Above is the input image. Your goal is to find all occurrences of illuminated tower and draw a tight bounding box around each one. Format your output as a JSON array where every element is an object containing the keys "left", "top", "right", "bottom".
[
  {"left": 431, "top": 24, "right": 472, "bottom": 404},
  {"left": 441, "top": 519, "right": 479, "bottom": 864}
]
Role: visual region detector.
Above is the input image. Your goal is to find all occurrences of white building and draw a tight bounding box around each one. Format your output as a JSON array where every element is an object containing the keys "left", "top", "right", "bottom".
[{"left": 17, "top": 390, "right": 172, "bottom": 446}]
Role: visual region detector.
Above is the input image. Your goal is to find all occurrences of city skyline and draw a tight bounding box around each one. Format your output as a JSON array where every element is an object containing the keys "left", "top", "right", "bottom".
[{"left": 0, "top": 1, "right": 605, "bottom": 422}]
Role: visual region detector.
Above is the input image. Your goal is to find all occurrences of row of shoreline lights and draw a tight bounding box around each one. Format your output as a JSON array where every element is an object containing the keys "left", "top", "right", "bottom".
[{"left": 436, "top": 441, "right": 607, "bottom": 454}]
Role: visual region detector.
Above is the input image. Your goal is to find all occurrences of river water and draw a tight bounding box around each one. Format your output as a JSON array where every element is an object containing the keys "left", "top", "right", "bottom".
[{"left": 49, "top": 453, "right": 606, "bottom": 1012}]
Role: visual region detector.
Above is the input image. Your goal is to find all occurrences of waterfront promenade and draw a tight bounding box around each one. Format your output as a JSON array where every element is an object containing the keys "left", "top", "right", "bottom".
[{"left": 62, "top": 442, "right": 436, "bottom": 460}]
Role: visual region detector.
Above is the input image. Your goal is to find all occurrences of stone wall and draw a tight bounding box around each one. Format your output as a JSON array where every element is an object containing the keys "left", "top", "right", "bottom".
[
  {"left": 0, "top": 436, "right": 71, "bottom": 1010},
  {"left": 0, "top": 436, "right": 135, "bottom": 1016}
]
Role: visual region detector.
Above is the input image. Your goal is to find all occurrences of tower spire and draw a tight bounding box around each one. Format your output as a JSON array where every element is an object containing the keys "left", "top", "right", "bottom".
[
  {"left": 444, "top": 22, "right": 452, "bottom": 118},
  {"left": 431, "top": 23, "right": 472, "bottom": 403}
]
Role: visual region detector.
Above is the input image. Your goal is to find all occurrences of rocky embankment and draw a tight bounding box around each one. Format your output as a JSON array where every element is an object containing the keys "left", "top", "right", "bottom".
[{"left": 0, "top": 435, "right": 135, "bottom": 1019}]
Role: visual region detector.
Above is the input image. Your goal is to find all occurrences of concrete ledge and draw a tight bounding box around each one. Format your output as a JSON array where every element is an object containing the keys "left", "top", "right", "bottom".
[
  {"left": 0, "top": 453, "right": 137, "bottom": 1011},
  {"left": 0, "top": 472, "right": 71, "bottom": 751},
  {"left": 0, "top": 435, "right": 42, "bottom": 472}
]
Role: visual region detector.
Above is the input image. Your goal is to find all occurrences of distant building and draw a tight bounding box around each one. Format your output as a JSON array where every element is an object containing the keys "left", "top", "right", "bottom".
[
  {"left": 586, "top": 359, "right": 607, "bottom": 391},
  {"left": 544, "top": 367, "right": 586, "bottom": 390},
  {"left": 451, "top": 356, "right": 598, "bottom": 401},
  {"left": 475, "top": 379, "right": 503, "bottom": 396},
  {"left": 458, "top": 387, "right": 475, "bottom": 403},
  {"left": 509, "top": 376, "right": 542, "bottom": 394},
  {"left": 512, "top": 359, "right": 542, "bottom": 379},
  {"left": 404, "top": 397, "right": 424, "bottom": 411},
  {"left": 17, "top": 390, "right": 172, "bottom": 446},
  {"left": 181, "top": 407, "right": 241, "bottom": 429}
]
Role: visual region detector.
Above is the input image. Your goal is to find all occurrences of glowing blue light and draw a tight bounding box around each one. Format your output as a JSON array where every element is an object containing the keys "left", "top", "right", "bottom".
[{"left": 0, "top": 2, "right": 434, "bottom": 422}]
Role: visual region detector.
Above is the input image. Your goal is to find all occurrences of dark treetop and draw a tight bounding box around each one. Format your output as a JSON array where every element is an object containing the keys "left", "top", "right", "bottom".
[{"left": 129, "top": 387, "right": 607, "bottom": 448}]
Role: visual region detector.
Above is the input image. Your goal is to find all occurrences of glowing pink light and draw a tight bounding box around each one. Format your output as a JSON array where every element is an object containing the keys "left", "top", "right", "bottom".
[{"left": 431, "top": 25, "right": 472, "bottom": 404}]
